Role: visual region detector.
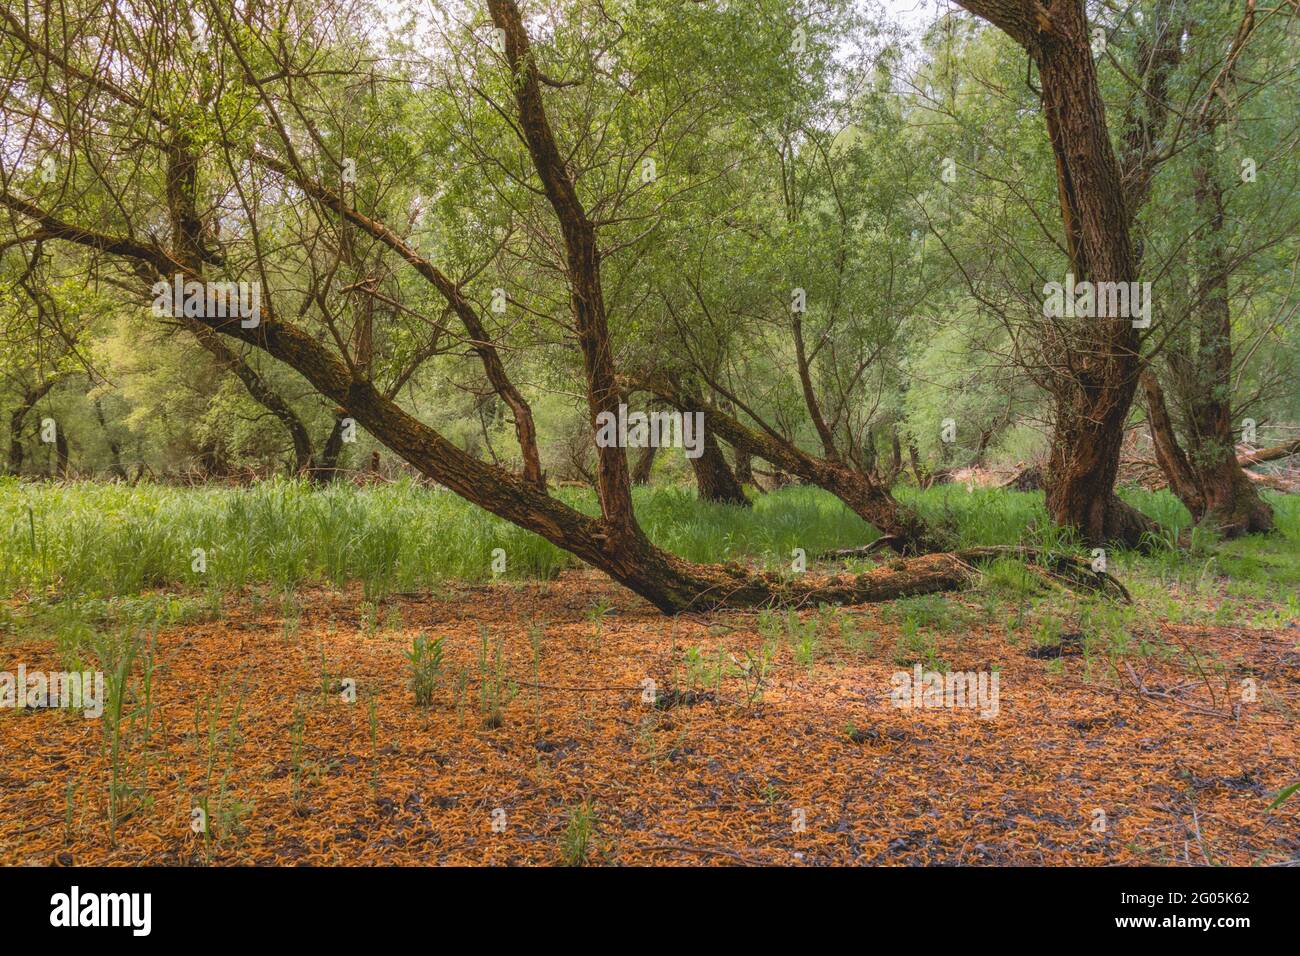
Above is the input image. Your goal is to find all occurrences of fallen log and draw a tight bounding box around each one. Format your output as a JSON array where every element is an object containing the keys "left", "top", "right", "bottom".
[
  {"left": 951, "top": 546, "right": 1132, "bottom": 603},
  {"left": 1237, "top": 438, "right": 1300, "bottom": 467},
  {"left": 815, "top": 543, "right": 1131, "bottom": 601},
  {"left": 1001, "top": 464, "right": 1044, "bottom": 491}
]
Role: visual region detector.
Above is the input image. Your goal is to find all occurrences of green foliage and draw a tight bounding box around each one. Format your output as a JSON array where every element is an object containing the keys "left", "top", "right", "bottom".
[
  {"left": 559, "top": 801, "right": 598, "bottom": 867},
  {"left": 405, "top": 633, "right": 445, "bottom": 707}
]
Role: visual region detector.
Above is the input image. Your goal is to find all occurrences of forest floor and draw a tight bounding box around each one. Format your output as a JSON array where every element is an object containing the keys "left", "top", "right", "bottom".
[{"left": 3, "top": 564, "right": 1298, "bottom": 866}]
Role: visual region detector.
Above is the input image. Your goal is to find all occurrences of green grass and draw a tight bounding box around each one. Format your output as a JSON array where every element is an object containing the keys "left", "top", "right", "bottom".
[{"left": 1, "top": 476, "right": 1296, "bottom": 604}]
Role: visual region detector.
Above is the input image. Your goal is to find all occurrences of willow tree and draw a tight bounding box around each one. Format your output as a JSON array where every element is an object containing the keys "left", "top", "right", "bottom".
[
  {"left": 925, "top": 0, "right": 1159, "bottom": 546},
  {"left": 0, "top": 0, "right": 982, "bottom": 610}
]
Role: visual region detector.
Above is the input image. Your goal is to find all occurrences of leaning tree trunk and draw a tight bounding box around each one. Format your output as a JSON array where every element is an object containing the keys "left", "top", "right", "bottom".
[
  {"left": 1238, "top": 439, "right": 1300, "bottom": 466},
  {"left": 690, "top": 415, "right": 750, "bottom": 506},
  {"left": 1142, "top": 372, "right": 1205, "bottom": 516},
  {"left": 1, "top": 2, "right": 991, "bottom": 615},
  {"left": 635, "top": 373, "right": 940, "bottom": 551}
]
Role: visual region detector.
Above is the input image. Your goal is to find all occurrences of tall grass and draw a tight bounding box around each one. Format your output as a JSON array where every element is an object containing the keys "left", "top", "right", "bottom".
[{"left": 2, "top": 475, "right": 1295, "bottom": 600}]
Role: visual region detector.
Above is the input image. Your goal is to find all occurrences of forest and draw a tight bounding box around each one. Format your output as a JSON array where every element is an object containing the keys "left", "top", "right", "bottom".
[{"left": 0, "top": 0, "right": 1297, "bottom": 871}]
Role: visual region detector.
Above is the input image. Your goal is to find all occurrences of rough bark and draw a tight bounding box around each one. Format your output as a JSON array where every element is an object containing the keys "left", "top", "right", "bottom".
[
  {"left": 631, "top": 444, "right": 657, "bottom": 485},
  {"left": 689, "top": 415, "right": 750, "bottom": 507},
  {"left": 488, "top": 0, "right": 632, "bottom": 528},
  {"left": 957, "top": 0, "right": 1157, "bottom": 547},
  {"left": 0, "top": 5, "right": 997, "bottom": 614},
  {"left": 733, "top": 448, "right": 754, "bottom": 486},
  {"left": 1180, "top": 133, "right": 1273, "bottom": 537},
  {"left": 1142, "top": 371, "right": 1205, "bottom": 516},
  {"left": 1132, "top": 4, "right": 1272, "bottom": 539}
]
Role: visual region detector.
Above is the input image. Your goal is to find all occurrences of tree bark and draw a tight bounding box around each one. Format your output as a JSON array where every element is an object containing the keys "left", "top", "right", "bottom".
[
  {"left": 631, "top": 444, "right": 657, "bottom": 485},
  {"left": 1238, "top": 439, "right": 1300, "bottom": 467},
  {"left": 0, "top": 6, "right": 985, "bottom": 614},
  {"left": 312, "top": 411, "right": 348, "bottom": 483},
  {"left": 7, "top": 378, "right": 56, "bottom": 475},
  {"left": 1142, "top": 371, "right": 1205, "bottom": 517},
  {"left": 1181, "top": 134, "right": 1272, "bottom": 536},
  {"left": 689, "top": 415, "right": 750, "bottom": 507},
  {"left": 1132, "top": 4, "right": 1272, "bottom": 539},
  {"left": 733, "top": 448, "right": 754, "bottom": 486},
  {"left": 957, "top": 0, "right": 1157, "bottom": 547},
  {"left": 488, "top": 0, "right": 633, "bottom": 530}
]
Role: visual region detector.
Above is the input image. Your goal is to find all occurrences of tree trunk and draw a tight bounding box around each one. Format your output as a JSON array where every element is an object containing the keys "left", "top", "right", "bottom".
[
  {"left": 312, "top": 411, "right": 348, "bottom": 483},
  {"left": 958, "top": 0, "right": 1157, "bottom": 547},
  {"left": 1238, "top": 439, "right": 1300, "bottom": 466},
  {"left": 54, "top": 425, "right": 70, "bottom": 479},
  {"left": 636, "top": 373, "right": 940, "bottom": 551},
  {"left": 1182, "top": 135, "right": 1272, "bottom": 536},
  {"left": 1138, "top": 78, "right": 1272, "bottom": 538},
  {"left": 93, "top": 398, "right": 128, "bottom": 479},
  {"left": 689, "top": 417, "right": 750, "bottom": 507},
  {"left": 733, "top": 448, "right": 754, "bottom": 486},
  {"left": 7, "top": 379, "right": 57, "bottom": 475},
  {"left": 1037, "top": 16, "right": 1154, "bottom": 546},
  {"left": 0, "top": 5, "right": 983, "bottom": 614},
  {"left": 1142, "top": 371, "right": 1205, "bottom": 517},
  {"left": 631, "top": 444, "right": 657, "bottom": 485}
]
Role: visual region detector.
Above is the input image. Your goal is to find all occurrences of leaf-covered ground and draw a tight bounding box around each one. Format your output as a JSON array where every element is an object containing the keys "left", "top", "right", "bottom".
[{"left": 2, "top": 569, "right": 1297, "bottom": 866}]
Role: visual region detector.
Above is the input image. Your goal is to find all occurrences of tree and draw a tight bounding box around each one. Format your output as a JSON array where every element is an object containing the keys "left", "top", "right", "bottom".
[
  {"left": 0, "top": 0, "right": 982, "bottom": 611},
  {"left": 947, "top": 0, "right": 1157, "bottom": 545}
]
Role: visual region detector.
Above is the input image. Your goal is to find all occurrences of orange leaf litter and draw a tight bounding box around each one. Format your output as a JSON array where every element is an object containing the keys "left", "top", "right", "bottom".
[{"left": 2, "top": 572, "right": 1297, "bottom": 866}]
